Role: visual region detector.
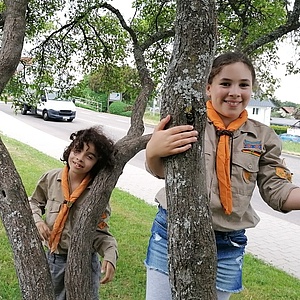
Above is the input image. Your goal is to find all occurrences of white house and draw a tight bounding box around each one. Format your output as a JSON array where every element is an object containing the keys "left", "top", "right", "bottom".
[{"left": 246, "top": 98, "right": 275, "bottom": 126}]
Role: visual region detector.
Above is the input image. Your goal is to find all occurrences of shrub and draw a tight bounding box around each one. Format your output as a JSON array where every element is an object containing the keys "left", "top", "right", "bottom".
[
  {"left": 271, "top": 125, "right": 288, "bottom": 135},
  {"left": 109, "top": 101, "right": 132, "bottom": 117},
  {"left": 120, "top": 111, "right": 132, "bottom": 117}
]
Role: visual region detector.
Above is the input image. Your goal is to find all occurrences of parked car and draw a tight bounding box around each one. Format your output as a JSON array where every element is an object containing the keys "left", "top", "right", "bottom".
[
  {"left": 279, "top": 133, "right": 300, "bottom": 143},
  {"left": 21, "top": 88, "right": 76, "bottom": 122},
  {"left": 287, "top": 120, "right": 300, "bottom": 136}
]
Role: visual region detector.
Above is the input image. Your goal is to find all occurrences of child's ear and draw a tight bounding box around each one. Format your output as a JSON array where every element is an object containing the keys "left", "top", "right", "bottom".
[{"left": 206, "top": 84, "right": 211, "bottom": 97}]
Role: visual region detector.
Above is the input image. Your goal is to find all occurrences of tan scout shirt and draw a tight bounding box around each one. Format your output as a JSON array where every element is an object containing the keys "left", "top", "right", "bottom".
[
  {"left": 150, "top": 118, "right": 297, "bottom": 232},
  {"left": 29, "top": 168, "right": 118, "bottom": 268}
]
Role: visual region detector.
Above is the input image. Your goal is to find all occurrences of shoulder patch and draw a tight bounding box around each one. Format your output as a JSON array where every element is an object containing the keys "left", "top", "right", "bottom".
[{"left": 276, "top": 167, "right": 293, "bottom": 182}]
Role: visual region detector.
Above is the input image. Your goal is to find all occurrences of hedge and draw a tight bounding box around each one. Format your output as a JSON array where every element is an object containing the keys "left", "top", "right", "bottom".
[{"left": 109, "top": 101, "right": 132, "bottom": 117}]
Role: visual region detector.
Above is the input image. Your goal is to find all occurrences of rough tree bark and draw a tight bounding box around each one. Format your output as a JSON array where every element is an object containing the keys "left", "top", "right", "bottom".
[
  {"left": 0, "top": 141, "right": 56, "bottom": 299},
  {"left": 0, "top": 0, "right": 158, "bottom": 298},
  {"left": 0, "top": 0, "right": 28, "bottom": 93},
  {"left": 161, "top": 0, "right": 217, "bottom": 299},
  {"left": 0, "top": 0, "right": 218, "bottom": 298}
]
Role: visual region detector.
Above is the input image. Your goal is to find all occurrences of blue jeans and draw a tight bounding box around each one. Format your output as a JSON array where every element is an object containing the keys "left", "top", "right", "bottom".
[
  {"left": 47, "top": 251, "right": 101, "bottom": 300},
  {"left": 145, "top": 206, "right": 247, "bottom": 294}
]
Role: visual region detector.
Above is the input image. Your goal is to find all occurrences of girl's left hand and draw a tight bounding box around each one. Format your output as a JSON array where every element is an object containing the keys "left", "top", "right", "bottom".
[{"left": 100, "top": 260, "right": 115, "bottom": 284}]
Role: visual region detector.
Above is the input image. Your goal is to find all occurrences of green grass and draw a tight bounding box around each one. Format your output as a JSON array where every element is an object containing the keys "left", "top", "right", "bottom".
[
  {"left": 3, "top": 137, "right": 63, "bottom": 195},
  {"left": 1, "top": 135, "right": 300, "bottom": 299},
  {"left": 282, "top": 140, "right": 300, "bottom": 155},
  {"left": 143, "top": 111, "right": 160, "bottom": 125}
]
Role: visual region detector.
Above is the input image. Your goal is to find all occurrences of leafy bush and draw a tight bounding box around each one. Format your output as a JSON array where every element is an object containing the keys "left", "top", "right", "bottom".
[
  {"left": 109, "top": 101, "right": 132, "bottom": 117},
  {"left": 271, "top": 125, "right": 288, "bottom": 135},
  {"left": 121, "top": 111, "right": 132, "bottom": 117},
  {"left": 91, "top": 92, "right": 108, "bottom": 112}
]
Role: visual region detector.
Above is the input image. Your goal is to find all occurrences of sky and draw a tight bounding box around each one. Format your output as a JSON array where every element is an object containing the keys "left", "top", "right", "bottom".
[
  {"left": 272, "top": 43, "right": 300, "bottom": 104},
  {"left": 110, "top": 0, "right": 135, "bottom": 20}
]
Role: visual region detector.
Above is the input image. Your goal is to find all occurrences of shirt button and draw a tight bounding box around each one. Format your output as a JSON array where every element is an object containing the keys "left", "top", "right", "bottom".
[{"left": 248, "top": 164, "right": 253, "bottom": 169}]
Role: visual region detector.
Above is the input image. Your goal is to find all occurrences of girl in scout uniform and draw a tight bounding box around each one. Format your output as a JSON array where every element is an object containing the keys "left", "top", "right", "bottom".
[
  {"left": 29, "top": 126, "right": 118, "bottom": 300},
  {"left": 144, "top": 52, "right": 300, "bottom": 300}
]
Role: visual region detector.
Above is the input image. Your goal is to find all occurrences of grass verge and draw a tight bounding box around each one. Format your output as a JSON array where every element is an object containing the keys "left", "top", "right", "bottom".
[{"left": 1, "top": 135, "right": 300, "bottom": 299}]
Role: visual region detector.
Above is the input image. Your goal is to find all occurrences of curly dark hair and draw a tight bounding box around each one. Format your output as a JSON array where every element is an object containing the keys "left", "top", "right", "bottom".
[{"left": 61, "top": 126, "right": 114, "bottom": 178}]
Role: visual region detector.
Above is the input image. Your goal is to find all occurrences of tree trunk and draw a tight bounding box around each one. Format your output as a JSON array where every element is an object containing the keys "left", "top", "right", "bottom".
[
  {"left": 65, "top": 168, "right": 121, "bottom": 299},
  {"left": 65, "top": 135, "right": 149, "bottom": 298},
  {"left": 0, "top": 0, "right": 28, "bottom": 93},
  {"left": 0, "top": 1, "right": 56, "bottom": 298},
  {"left": 2, "top": 0, "right": 216, "bottom": 298},
  {"left": 162, "top": 0, "right": 217, "bottom": 299},
  {"left": 0, "top": 138, "right": 56, "bottom": 299}
]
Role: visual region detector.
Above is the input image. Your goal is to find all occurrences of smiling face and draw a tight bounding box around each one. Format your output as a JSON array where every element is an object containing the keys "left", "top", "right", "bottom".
[
  {"left": 206, "top": 62, "right": 253, "bottom": 127},
  {"left": 68, "top": 142, "right": 98, "bottom": 178}
]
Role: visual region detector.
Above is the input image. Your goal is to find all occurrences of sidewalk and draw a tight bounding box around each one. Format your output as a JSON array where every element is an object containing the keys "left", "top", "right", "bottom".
[{"left": 1, "top": 110, "right": 300, "bottom": 280}]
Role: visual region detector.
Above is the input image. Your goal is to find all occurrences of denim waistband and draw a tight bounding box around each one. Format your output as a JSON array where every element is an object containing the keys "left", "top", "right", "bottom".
[
  {"left": 50, "top": 252, "right": 68, "bottom": 258},
  {"left": 214, "top": 229, "right": 246, "bottom": 236},
  {"left": 158, "top": 204, "right": 167, "bottom": 214}
]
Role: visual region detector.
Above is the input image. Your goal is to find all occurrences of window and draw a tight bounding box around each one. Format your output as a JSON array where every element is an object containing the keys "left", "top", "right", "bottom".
[{"left": 252, "top": 107, "right": 259, "bottom": 115}]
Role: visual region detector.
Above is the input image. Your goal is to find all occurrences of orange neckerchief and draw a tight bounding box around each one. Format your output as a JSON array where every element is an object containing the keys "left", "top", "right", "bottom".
[
  {"left": 49, "top": 165, "right": 91, "bottom": 252},
  {"left": 206, "top": 100, "right": 248, "bottom": 215}
]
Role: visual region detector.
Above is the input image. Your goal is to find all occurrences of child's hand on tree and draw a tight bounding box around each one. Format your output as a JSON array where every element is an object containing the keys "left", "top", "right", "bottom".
[{"left": 36, "top": 221, "right": 51, "bottom": 243}]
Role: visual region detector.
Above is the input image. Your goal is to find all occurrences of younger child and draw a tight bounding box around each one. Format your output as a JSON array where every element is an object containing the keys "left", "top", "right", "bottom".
[{"left": 29, "top": 126, "right": 118, "bottom": 300}]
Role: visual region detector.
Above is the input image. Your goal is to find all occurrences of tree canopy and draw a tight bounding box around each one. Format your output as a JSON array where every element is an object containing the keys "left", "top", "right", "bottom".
[{"left": 2, "top": 0, "right": 300, "bottom": 102}]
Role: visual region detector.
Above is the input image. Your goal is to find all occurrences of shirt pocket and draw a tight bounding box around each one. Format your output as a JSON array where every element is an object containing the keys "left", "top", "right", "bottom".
[
  {"left": 45, "top": 199, "right": 62, "bottom": 228},
  {"left": 231, "top": 151, "right": 260, "bottom": 195}
]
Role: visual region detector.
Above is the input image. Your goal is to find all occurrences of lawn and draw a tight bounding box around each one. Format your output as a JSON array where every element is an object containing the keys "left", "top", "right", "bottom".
[{"left": 1, "top": 135, "right": 300, "bottom": 299}]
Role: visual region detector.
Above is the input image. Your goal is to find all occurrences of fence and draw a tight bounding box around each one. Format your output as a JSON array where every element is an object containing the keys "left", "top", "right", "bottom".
[{"left": 73, "top": 96, "right": 103, "bottom": 112}]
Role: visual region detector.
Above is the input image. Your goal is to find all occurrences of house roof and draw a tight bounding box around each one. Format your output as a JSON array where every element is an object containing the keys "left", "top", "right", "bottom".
[
  {"left": 248, "top": 98, "right": 275, "bottom": 108},
  {"left": 20, "top": 57, "right": 33, "bottom": 65},
  {"left": 280, "top": 106, "right": 295, "bottom": 114},
  {"left": 270, "top": 117, "right": 297, "bottom": 126}
]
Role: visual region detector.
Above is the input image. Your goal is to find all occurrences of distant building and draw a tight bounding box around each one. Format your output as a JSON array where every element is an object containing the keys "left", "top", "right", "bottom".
[
  {"left": 270, "top": 117, "right": 299, "bottom": 127},
  {"left": 246, "top": 98, "right": 275, "bottom": 126},
  {"left": 16, "top": 57, "right": 33, "bottom": 73},
  {"left": 279, "top": 106, "right": 295, "bottom": 118}
]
